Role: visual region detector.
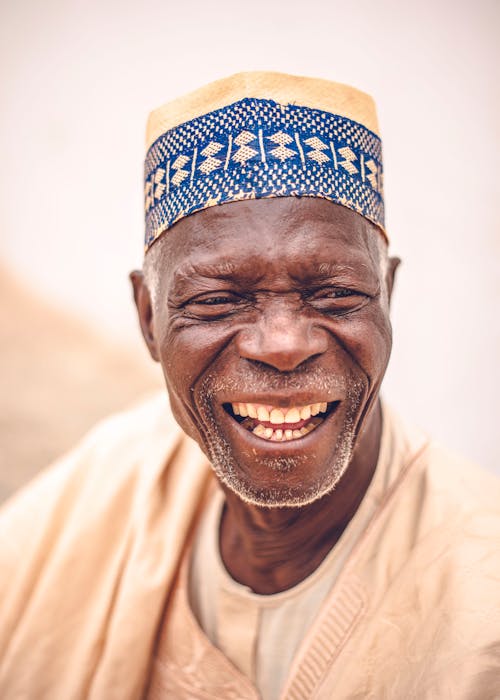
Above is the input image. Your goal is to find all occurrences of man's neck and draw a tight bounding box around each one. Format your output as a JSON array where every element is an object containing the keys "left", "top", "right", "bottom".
[{"left": 219, "top": 403, "right": 382, "bottom": 595}]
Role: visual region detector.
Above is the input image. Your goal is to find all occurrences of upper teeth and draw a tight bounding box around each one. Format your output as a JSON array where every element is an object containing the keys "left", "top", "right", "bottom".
[{"left": 231, "top": 402, "right": 328, "bottom": 424}]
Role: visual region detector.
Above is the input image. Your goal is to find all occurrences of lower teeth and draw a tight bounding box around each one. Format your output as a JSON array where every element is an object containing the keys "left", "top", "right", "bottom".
[{"left": 244, "top": 417, "right": 322, "bottom": 441}]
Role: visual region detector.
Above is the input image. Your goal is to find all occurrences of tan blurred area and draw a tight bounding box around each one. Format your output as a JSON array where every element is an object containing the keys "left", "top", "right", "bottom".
[{"left": 0, "top": 265, "right": 163, "bottom": 503}]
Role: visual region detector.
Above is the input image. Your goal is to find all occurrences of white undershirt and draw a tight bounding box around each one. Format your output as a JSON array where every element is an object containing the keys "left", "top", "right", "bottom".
[{"left": 189, "top": 423, "right": 393, "bottom": 700}]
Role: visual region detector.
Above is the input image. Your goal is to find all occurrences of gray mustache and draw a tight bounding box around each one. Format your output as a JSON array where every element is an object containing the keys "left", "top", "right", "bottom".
[{"left": 201, "top": 363, "right": 359, "bottom": 398}]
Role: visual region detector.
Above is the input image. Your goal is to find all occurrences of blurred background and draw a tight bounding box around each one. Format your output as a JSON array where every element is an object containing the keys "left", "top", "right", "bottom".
[{"left": 1, "top": 0, "right": 498, "bottom": 501}]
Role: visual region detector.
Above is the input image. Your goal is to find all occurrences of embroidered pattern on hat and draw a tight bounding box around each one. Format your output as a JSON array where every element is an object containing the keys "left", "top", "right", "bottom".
[{"left": 144, "top": 98, "right": 384, "bottom": 249}]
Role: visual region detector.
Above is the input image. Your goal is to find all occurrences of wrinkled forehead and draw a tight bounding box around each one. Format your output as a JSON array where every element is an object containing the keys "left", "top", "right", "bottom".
[{"left": 146, "top": 197, "right": 384, "bottom": 289}]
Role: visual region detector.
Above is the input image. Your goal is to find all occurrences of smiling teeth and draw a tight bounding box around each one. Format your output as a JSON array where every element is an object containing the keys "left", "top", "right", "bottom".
[
  {"left": 230, "top": 399, "right": 330, "bottom": 442},
  {"left": 232, "top": 402, "right": 329, "bottom": 425},
  {"left": 257, "top": 406, "right": 269, "bottom": 422},
  {"left": 251, "top": 418, "right": 322, "bottom": 441}
]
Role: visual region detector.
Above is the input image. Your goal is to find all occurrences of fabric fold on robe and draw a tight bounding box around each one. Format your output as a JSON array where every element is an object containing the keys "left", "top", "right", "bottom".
[
  {"left": 0, "top": 393, "right": 211, "bottom": 699},
  {"left": 1, "top": 394, "right": 499, "bottom": 699}
]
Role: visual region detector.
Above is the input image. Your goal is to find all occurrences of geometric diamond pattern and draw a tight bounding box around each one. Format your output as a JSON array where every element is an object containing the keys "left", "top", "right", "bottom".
[
  {"left": 304, "top": 136, "right": 330, "bottom": 164},
  {"left": 144, "top": 97, "right": 384, "bottom": 249},
  {"left": 232, "top": 131, "right": 258, "bottom": 164},
  {"left": 153, "top": 167, "right": 166, "bottom": 199},
  {"left": 171, "top": 155, "right": 190, "bottom": 186},
  {"left": 199, "top": 142, "right": 224, "bottom": 174},
  {"left": 268, "top": 131, "right": 296, "bottom": 162},
  {"left": 338, "top": 146, "right": 358, "bottom": 175},
  {"left": 144, "top": 179, "right": 153, "bottom": 212},
  {"left": 365, "top": 158, "right": 378, "bottom": 190}
]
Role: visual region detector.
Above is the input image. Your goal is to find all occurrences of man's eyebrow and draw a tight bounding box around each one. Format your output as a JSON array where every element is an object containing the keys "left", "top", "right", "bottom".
[
  {"left": 171, "top": 260, "right": 245, "bottom": 297},
  {"left": 317, "top": 262, "right": 358, "bottom": 277},
  {"left": 174, "top": 260, "right": 237, "bottom": 282},
  {"left": 194, "top": 261, "right": 238, "bottom": 277},
  {"left": 294, "top": 260, "right": 374, "bottom": 280}
]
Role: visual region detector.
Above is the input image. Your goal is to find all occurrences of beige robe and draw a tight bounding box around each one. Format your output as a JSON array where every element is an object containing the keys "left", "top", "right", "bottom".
[
  {"left": 1, "top": 393, "right": 499, "bottom": 698},
  {"left": 185, "top": 405, "right": 403, "bottom": 699}
]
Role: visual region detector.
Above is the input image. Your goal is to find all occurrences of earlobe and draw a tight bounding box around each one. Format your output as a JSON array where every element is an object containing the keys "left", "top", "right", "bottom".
[
  {"left": 129, "top": 270, "right": 160, "bottom": 362},
  {"left": 386, "top": 256, "right": 401, "bottom": 306}
]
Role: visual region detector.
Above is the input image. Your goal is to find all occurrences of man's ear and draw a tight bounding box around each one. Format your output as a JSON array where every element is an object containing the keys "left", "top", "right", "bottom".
[
  {"left": 386, "top": 256, "right": 401, "bottom": 307},
  {"left": 129, "top": 270, "right": 160, "bottom": 362}
]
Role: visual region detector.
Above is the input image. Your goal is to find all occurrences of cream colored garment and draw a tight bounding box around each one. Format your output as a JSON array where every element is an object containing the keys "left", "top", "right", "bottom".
[
  {"left": 189, "top": 411, "right": 396, "bottom": 700},
  {"left": 1, "top": 396, "right": 499, "bottom": 699},
  {"left": 148, "top": 408, "right": 500, "bottom": 699},
  {"left": 0, "top": 393, "right": 212, "bottom": 699}
]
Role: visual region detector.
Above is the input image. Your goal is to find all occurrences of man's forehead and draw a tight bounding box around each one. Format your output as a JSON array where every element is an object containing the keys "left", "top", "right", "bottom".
[
  {"left": 171, "top": 255, "right": 376, "bottom": 291},
  {"left": 169, "top": 196, "right": 374, "bottom": 249},
  {"left": 163, "top": 198, "right": 380, "bottom": 287}
]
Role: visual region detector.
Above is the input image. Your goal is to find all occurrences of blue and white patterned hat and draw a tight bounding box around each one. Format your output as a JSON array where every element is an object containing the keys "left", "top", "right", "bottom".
[{"left": 144, "top": 72, "right": 385, "bottom": 251}]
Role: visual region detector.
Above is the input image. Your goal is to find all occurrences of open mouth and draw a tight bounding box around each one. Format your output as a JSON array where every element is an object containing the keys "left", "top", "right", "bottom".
[{"left": 223, "top": 401, "right": 340, "bottom": 442}]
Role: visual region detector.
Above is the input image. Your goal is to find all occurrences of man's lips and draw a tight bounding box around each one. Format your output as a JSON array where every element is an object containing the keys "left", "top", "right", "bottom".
[{"left": 223, "top": 400, "right": 340, "bottom": 442}]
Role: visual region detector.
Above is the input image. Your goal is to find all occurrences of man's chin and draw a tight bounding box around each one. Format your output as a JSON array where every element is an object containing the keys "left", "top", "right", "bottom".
[
  {"left": 206, "top": 429, "right": 356, "bottom": 509},
  {"left": 195, "top": 369, "right": 365, "bottom": 508},
  {"left": 218, "top": 471, "right": 350, "bottom": 509}
]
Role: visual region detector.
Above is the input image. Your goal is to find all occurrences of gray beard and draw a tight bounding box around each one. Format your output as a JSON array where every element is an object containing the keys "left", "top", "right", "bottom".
[{"left": 195, "top": 367, "right": 364, "bottom": 508}]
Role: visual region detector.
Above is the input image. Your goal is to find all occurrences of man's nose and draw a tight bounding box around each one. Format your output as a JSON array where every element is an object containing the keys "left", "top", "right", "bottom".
[{"left": 236, "top": 304, "right": 329, "bottom": 372}]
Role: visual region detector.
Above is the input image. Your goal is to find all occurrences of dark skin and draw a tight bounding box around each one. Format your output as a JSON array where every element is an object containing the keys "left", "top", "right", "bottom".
[{"left": 131, "top": 197, "right": 399, "bottom": 594}]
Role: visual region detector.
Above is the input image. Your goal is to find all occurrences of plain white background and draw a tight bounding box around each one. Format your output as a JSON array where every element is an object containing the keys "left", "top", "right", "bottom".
[{"left": 1, "top": 0, "right": 498, "bottom": 473}]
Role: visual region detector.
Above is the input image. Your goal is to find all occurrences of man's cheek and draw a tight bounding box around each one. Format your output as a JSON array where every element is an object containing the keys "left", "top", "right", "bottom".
[
  {"left": 162, "top": 324, "right": 237, "bottom": 387},
  {"left": 159, "top": 326, "right": 229, "bottom": 441},
  {"left": 165, "top": 388, "right": 202, "bottom": 443},
  {"left": 337, "top": 318, "right": 392, "bottom": 383}
]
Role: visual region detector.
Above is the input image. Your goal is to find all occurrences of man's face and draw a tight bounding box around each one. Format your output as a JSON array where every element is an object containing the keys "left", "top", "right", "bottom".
[{"left": 135, "top": 198, "right": 394, "bottom": 507}]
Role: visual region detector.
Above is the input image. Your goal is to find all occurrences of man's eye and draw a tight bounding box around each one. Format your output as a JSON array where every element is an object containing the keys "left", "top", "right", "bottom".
[
  {"left": 307, "top": 287, "right": 367, "bottom": 312},
  {"left": 316, "top": 288, "right": 356, "bottom": 298},
  {"left": 184, "top": 293, "right": 242, "bottom": 319},
  {"left": 194, "top": 295, "right": 238, "bottom": 306},
  {"left": 309, "top": 287, "right": 359, "bottom": 299}
]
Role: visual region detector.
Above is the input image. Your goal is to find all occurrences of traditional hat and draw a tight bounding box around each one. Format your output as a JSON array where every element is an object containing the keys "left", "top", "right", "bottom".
[{"left": 144, "top": 72, "right": 385, "bottom": 250}]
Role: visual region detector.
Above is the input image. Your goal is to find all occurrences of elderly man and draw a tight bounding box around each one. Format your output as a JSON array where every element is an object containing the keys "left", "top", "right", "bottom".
[{"left": 1, "top": 73, "right": 499, "bottom": 699}]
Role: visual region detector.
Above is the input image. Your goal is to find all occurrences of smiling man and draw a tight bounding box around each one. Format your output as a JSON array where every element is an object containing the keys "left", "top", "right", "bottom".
[
  {"left": 1, "top": 73, "right": 499, "bottom": 699},
  {"left": 134, "top": 197, "right": 391, "bottom": 512}
]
